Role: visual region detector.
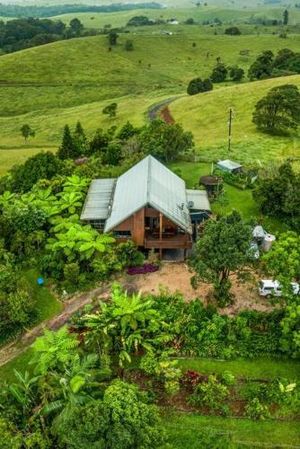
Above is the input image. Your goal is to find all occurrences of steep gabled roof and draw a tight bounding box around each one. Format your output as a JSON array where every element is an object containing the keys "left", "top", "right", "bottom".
[{"left": 104, "top": 155, "right": 192, "bottom": 233}]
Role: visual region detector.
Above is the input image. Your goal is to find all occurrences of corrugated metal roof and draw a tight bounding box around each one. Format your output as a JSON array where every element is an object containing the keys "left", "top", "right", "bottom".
[
  {"left": 105, "top": 156, "right": 192, "bottom": 233},
  {"left": 81, "top": 179, "right": 116, "bottom": 221},
  {"left": 217, "top": 159, "right": 242, "bottom": 171},
  {"left": 186, "top": 189, "right": 211, "bottom": 212}
]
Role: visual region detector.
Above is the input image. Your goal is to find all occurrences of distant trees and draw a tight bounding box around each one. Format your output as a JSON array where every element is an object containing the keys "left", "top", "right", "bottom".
[
  {"left": 103, "top": 102, "right": 118, "bottom": 118},
  {"left": 20, "top": 124, "right": 35, "bottom": 142},
  {"left": 225, "top": 26, "right": 241, "bottom": 35},
  {"left": 248, "top": 50, "right": 274, "bottom": 80},
  {"left": 127, "top": 15, "right": 155, "bottom": 26},
  {"left": 249, "top": 49, "right": 300, "bottom": 81},
  {"left": 211, "top": 63, "right": 228, "bottom": 82},
  {"left": 124, "top": 39, "right": 134, "bottom": 51},
  {"left": 190, "top": 211, "right": 252, "bottom": 306},
  {"left": 107, "top": 30, "right": 119, "bottom": 46},
  {"left": 69, "top": 18, "right": 83, "bottom": 36},
  {"left": 283, "top": 9, "right": 289, "bottom": 25},
  {"left": 187, "top": 77, "right": 213, "bottom": 95},
  {"left": 57, "top": 125, "right": 77, "bottom": 160},
  {"left": 253, "top": 84, "right": 300, "bottom": 134},
  {"left": 229, "top": 66, "right": 245, "bottom": 81}
]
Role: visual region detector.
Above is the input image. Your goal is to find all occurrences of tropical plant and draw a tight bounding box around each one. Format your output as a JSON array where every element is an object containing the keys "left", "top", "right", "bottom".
[{"left": 31, "top": 327, "right": 79, "bottom": 375}]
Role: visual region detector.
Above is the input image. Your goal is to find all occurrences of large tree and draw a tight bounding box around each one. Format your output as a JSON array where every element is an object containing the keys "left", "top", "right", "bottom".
[
  {"left": 190, "top": 211, "right": 252, "bottom": 306},
  {"left": 253, "top": 84, "right": 300, "bottom": 134}
]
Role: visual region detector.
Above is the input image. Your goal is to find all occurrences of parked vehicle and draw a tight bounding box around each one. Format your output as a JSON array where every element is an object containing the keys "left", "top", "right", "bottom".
[{"left": 258, "top": 280, "right": 299, "bottom": 297}]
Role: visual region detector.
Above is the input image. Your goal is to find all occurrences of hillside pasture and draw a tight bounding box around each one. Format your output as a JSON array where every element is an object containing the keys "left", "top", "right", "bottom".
[{"left": 170, "top": 74, "right": 300, "bottom": 164}]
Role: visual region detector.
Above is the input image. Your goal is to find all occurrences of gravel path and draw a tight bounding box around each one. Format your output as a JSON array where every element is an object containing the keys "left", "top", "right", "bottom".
[
  {"left": 148, "top": 96, "right": 180, "bottom": 121},
  {"left": 0, "top": 285, "right": 110, "bottom": 368}
]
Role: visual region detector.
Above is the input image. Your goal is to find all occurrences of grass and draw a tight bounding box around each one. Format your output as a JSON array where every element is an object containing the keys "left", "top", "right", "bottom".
[
  {"left": 0, "top": 31, "right": 300, "bottom": 170},
  {"left": 177, "top": 357, "right": 300, "bottom": 380},
  {"left": 52, "top": 6, "right": 300, "bottom": 29},
  {"left": 0, "top": 348, "right": 34, "bottom": 384},
  {"left": 24, "top": 269, "right": 62, "bottom": 322},
  {"left": 162, "top": 412, "right": 300, "bottom": 448},
  {"left": 170, "top": 74, "right": 300, "bottom": 164}
]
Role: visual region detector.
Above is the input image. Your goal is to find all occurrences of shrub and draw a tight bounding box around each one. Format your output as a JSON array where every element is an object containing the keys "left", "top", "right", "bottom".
[
  {"left": 189, "top": 375, "right": 229, "bottom": 414},
  {"left": 245, "top": 398, "right": 270, "bottom": 420}
]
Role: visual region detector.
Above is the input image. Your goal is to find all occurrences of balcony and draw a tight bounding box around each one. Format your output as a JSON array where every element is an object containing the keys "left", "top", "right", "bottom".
[{"left": 144, "top": 232, "right": 192, "bottom": 250}]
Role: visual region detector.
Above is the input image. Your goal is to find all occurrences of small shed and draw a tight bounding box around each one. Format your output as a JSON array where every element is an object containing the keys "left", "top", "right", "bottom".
[{"left": 216, "top": 160, "right": 243, "bottom": 174}]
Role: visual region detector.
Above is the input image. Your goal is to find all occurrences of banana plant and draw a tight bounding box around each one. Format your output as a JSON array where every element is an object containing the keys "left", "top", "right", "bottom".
[
  {"left": 58, "top": 191, "right": 84, "bottom": 215},
  {"left": 0, "top": 191, "right": 16, "bottom": 208},
  {"left": 63, "top": 175, "right": 90, "bottom": 193}
]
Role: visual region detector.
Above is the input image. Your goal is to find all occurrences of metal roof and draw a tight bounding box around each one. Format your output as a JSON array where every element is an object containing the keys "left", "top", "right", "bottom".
[
  {"left": 104, "top": 155, "right": 192, "bottom": 233},
  {"left": 186, "top": 189, "right": 211, "bottom": 212},
  {"left": 217, "top": 159, "right": 242, "bottom": 171},
  {"left": 81, "top": 179, "right": 116, "bottom": 221}
]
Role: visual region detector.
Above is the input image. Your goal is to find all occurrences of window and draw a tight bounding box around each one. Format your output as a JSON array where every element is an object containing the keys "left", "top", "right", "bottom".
[{"left": 114, "top": 231, "right": 132, "bottom": 238}]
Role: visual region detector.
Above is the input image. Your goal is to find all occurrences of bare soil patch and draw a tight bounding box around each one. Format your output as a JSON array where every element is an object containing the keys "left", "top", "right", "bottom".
[{"left": 122, "top": 263, "right": 273, "bottom": 315}]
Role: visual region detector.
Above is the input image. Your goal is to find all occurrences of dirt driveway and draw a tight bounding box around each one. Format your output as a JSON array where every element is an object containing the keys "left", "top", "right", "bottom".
[{"left": 122, "top": 263, "right": 273, "bottom": 315}]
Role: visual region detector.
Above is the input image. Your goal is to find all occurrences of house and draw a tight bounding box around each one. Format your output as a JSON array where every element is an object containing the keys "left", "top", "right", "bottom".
[
  {"left": 81, "top": 156, "right": 211, "bottom": 258},
  {"left": 216, "top": 159, "right": 243, "bottom": 174}
]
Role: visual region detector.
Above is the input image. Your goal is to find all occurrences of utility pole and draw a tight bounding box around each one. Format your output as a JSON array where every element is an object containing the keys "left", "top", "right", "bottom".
[{"left": 228, "top": 107, "right": 233, "bottom": 152}]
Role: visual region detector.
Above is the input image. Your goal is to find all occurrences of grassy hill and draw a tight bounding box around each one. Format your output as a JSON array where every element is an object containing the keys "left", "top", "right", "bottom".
[
  {"left": 170, "top": 74, "right": 300, "bottom": 164},
  {"left": 53, "top": 6, "right": 300, "bottom": 29},
  {"left": 1, "top": 31, "right": 300, "bottom": 171}
]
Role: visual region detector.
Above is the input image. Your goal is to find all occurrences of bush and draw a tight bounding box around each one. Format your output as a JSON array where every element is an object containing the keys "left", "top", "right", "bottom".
[
  {"left": 245, "top": 398, "right": 270, "bottom": 420},
  {"left": 189, "top": 375, "right": 229, "bottom": 414}
]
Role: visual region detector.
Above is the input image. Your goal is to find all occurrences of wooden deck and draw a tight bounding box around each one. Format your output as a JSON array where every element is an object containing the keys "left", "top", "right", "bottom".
[{"left": 144, "top": 233, "right": 192, "bottom": 250}]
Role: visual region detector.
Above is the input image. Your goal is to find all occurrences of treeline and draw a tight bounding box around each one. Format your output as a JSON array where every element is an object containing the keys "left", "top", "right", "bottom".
[
  {"left": 0, "top": 17, "right": 88, "bottom": 54},
  {"left": 0, "top": 2, "right": 162, "bottom": 18}
]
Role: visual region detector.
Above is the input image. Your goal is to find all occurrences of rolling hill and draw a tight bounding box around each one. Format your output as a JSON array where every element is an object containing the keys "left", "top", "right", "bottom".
[
  {"left": 1, "top": 30, "right": 300, "bottom": 172},
  {"left": 170, "top": 74, "right": 300, "bottom": 164}
]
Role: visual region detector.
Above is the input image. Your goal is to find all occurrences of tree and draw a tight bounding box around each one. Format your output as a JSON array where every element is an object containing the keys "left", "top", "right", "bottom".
[
  {"left": 124, "top": 39, "right": 134, "bottom": 51},
  {"left": 229, "top": 66, "right": 244, "bottom": 82},
  {"left": 107, "top": 30, "right": 118, "bottom": 46},
  {"left": 253, "top": 84, "right": 300, "bottom": 134},
  {"left": 283, "top": 9, "right": 289, "bottom": 25},
  {"left": 73, "top": 121, "right": 88, "bottom": 155},
  {"left": 248, "top": 50, "right": 274, "bottom": 80},
  {"left": 57, "top": 125, "right": 79, "bottom": 160},
  {"left": 187, "top": 77, "right": 213, "bottom": 95},
  {"left": 8, "top": 151, "right": 63, "bottom": 193},
  {"left": 138, "top": 119, "right": 194, "bottom": 162},
  {"left": 210, "top": 63, "right": 228, "bottom": 83},
  {"left": 190, "top": 211, "right": 252, "bottom": 306},
  {"left": 102, "top": 103, "right": 118, "bottom": 118},
  {"left": 54, "top": 381, "right": 164, "bottom": 449},
  {"left": 262, "top": 232, "right": 300, "bottom": 290},
  {"left": 225, "top": 26, "right": 241, "bottom": 35},
  {"left": 69, "top": 18, "right": 83, "bottom": 36},
  {"left": 20, "top": 124, "right": 35, "bottom": 143},
  {"left": 253, "top": 162, "right": 300, "bottom": 228},
  {"left": 103, "top": 380, "right": 164, "bottom": 449},
  {"left": 280, "top": 302, "right": 300, "bottom": 358}
]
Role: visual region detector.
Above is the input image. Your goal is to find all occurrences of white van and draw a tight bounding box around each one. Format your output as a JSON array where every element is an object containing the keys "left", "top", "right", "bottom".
[{"left": 259, "top": 280, "right": 299, "bottom": 297}]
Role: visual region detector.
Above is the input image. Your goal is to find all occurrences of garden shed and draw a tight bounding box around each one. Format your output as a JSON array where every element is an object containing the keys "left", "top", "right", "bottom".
[{"left": 217, "top": 160, "right": 243, "bottom": 174}]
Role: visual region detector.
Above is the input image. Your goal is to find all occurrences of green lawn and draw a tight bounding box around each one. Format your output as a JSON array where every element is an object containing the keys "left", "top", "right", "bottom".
[
  {"left": 162, "top": 412, "right": 300, "bottom": 448},
  {"left": 24, "top": 269, "right": 62, "bottom": 322},
  {"left": 177, "top": 357, "right": 300, "bottom": 380},
  {"left": 0, "top": 348, "right": 34, "bottom": 384}
]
